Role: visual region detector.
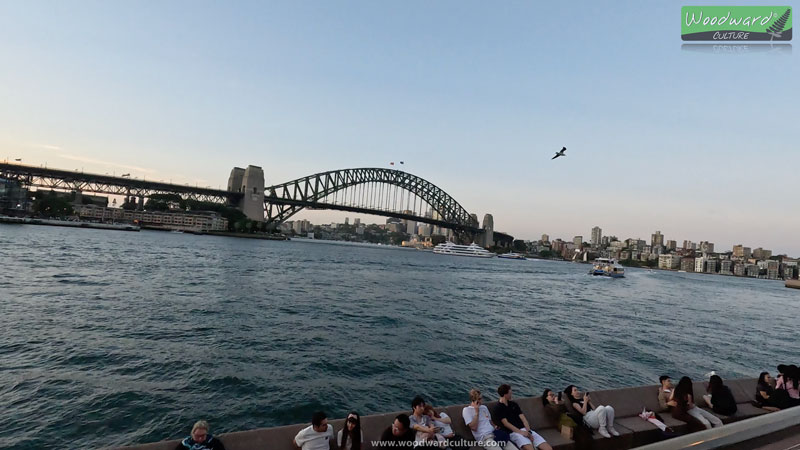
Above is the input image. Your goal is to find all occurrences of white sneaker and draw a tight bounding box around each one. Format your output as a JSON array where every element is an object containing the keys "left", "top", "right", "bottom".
[
  {"left": 608, "top": 427, "right": 620, "bottom": 436},
  {"left": 598, "top": 427, "right": 611, "bottom": 438}
]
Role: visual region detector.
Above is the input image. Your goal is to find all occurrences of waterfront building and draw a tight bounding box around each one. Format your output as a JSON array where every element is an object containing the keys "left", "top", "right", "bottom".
[
  {"left": 766, "top": 260, "right": 780, "bottom": 280},
  {"left": 658, "top": 254, "right": 681, "bottom": 270},
  {"left": 705, "top": 259, "right": 718, "bottom": 274},
  {"left": 573, "top": 235, "right": 583, "bottom": 247},
  {"left": 784, "top": 265, "right": 797, "bottom": 280},
  {"left": 681, "top": 257, "right": 695, "bottom": 272},
  {"left": 666, "top": 240, "right": 677, "bottom": 251},
  {"left": 720, "top": 260, "right": 733, "bottom": 275},
  {"left": 733, "top": 263, "right": 746, "bottom": 277},
  {"left": 610, "top": 240, "right": 625, "bottom": 250},
  {"left": 591, "top": 226, "right": 602, "bottom": 247},
  {"left": 293, "top": 219, "right": 310, "bottom": 234},
  {"left": 651, "top": 230, "right": 664, "bottom": 248},
  {"left": 694, "top": 257, "right": 706, "bottom": 273},
  {"left": 76, "top": 205, "right": 228, "bottom": 232},
  {"left": 601, "top": 236, "right": 610, "bottom": 247},
  {"left": 745, "top": 264, "right": 760, "bottom": 278},
  {"left": 732, "top": 245, "right": 751, "bottom": 260},
  {"left": 0, "top": 177, "right": 28, "bottom": 214}
]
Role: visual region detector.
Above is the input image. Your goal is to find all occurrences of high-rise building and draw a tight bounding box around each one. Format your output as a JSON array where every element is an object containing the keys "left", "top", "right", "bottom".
[
  {"left": 733, "top": 245, "right": 751, "bottom": 260},
  {"left": 699, "top": 241, "right": 714, "bottom": 254},
  {"left": 541, "top": 234, "right": 549, "bottom": 243},
  {"left": 753, "top": 248, "right": 772, "bottom": 260},
  {"left": 354, "top": 218, "right": 361, "bottom": 226},
  {"left": 591, "top": 226, "right": 602, "bottom": 247},
  {"left": 651, "top": 231, "right": 664, "bottom": 248},
  {"left": 573, "top": 236, "right": 583, "bottom": 247},
  {"left": 683, "top": 240, "right": 695, "bottom": 251},
  {"left": 344, "top": 217, "right": 349, "bottom": 225},
  {"left": 695, "top": 257, "right": 706, "bottom": 273},
  {"left": 665, "top": 240, "right": 677, "bottom": 251}
]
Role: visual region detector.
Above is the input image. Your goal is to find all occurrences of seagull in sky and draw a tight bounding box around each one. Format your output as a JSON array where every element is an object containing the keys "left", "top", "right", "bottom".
[{"left": 551, "top": 147, "right": 566, "bottom": 160}]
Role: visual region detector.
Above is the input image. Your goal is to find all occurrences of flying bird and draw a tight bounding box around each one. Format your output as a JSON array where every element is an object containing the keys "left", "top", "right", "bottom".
[{"left": 551, "top": 147, "right": 566, "bottom": 160}]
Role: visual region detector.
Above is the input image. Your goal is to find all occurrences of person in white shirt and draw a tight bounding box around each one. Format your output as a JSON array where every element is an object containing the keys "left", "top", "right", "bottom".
[
  {"left": 293, "top": 411, "right": 335, "bottom": 450},
  {"left": 462, "top": 389, "right": 519, "bottom": 450},
  {"left": 336, "top": 411, "right": 363, "bottom": 450}
]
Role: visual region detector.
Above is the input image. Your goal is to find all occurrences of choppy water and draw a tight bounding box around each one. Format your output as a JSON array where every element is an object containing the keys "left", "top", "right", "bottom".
[{"left": 1, "top": 225, "right": 797, "bottom": 449}]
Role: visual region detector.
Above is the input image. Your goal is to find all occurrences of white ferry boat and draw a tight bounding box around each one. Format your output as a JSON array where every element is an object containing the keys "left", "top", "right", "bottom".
[
  {"left": 432, "top": 242, "right": 495, "bottom": 258},
  {"left": 497, "top": 252, "right": 526, "bottom": 260},
  {"left": 589, "top": 258, "right": 625, "bottom": 278}
]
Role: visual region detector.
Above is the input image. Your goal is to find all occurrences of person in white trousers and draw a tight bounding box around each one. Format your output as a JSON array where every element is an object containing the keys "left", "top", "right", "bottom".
[{"left": 563, "top": 385, "right": 620, "bottom": 438}]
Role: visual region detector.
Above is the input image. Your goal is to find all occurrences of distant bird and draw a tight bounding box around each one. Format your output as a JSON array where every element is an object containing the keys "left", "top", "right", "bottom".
[
  {"left": 551, "top": 147, "right": 566, "bottom": 160},
  {"left": 14, "top": 158, "right": 22, "bottom": 161}
]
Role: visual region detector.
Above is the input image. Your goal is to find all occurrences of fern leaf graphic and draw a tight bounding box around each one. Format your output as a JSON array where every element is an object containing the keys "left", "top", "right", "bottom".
[{"left": 766, "top": 8, "right": 791, "bottom": 35}]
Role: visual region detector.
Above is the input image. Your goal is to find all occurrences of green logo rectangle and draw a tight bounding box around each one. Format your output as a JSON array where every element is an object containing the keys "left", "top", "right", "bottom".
[{"left": 682, "top": 6, "right": 792, "bottom": 41}]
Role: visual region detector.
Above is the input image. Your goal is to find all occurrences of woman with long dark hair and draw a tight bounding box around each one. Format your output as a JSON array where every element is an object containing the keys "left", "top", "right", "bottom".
[
  {"left": 776, "top": 365, "right": 800, "bottom": 406},
  {"left": 703, "top": 375, "right": 737, "bottom": 416},
  {"left": 671, "top": 376, "right": 722, "bottom": 430},
  {"left": 542, "top": 389, "right": 576, "bottom": 431},
  {"left": 562, "top": 385, "right": 619, "bottom": 438},
  {"left": 337, "top": 411, "right": 362, "bottom": 450}
]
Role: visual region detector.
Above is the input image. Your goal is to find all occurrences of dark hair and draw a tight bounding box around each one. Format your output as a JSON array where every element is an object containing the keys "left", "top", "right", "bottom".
[
  {"left": 541, "top": 389, "right": 552, "bottom": 407},
  {"left": 563, "top": 385, "right": 578, "bottom": 404},
  {"left": 498, "top": 384, "right": 511, "bottom": 397},
  {"left": 758, "top": 372, "right": 770, "bottom": 387},
  {"left": 673, "top": 376, "right": 694, "bottom": 407},
  {"left": 411, "top": 395, "right": 426, "bottom": 409},
  {"left": 787, "top": 365, "right": 800, "bottom": 390},
  {"left": 707, "top": 375, "right": 724, "bottom": 395},
  {"left": 659, "top": 375, "right": 670, "bottom": 384},
  {"left": 777, "top": 364, "right": 788, "bottom": 374},
  {"left": 395, "top": 413, "right": 410, "bottom": 431},
  {"left": 341, "top": 411, "right": 361, "bottom": 450},
  {"left": 312, "top": 411, "right": 327, "bottom": 427}
]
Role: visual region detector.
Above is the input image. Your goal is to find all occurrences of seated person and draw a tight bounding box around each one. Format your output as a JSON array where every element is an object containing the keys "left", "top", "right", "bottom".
[
  {"left": 670, "top": 377, "right": 722, "bottom": 431},
  {"left": 409, "top": 395, "right": 437, "bottom": 443},
  {"left": 337, "top": 411, "right": 363, "bottom": 450},
  {"left": 756, "top": 371, "right": 789, "bottom": 410},
  {"left": 542, "top": 389, "right": 576, "bottom": 431},
  {"left": 424, "top": 403, "right": 454, "bottom": 441},
  {"left": 462, "top": 389, "right": 518, "bottom": 449},
  {"left": 377, "top": 414, "right": 416, "bottom": 448},
  {"left": 657, "top": 375, "right": 677, "bottom": 412},
  {"left": 776, "top": 364, "right": 800, "bottom": 406},
  {"left": 175, "top": 420, "right": 226, "bottom": 450},
  {"left": 703, "top": 375, "right": 737, "bottom": 416},
  {"left": 493, "top": 384, "right": 553, "bottom": 450},
  {"left": 563, "top": 385, "right": 619, "bottom": 438},
  {"left": 293, "top": 411, "right": 335, "bottom": 450}
]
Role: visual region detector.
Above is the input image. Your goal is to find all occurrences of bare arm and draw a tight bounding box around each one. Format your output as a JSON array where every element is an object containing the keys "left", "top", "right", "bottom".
[{"left": 468, "top": 406, "right": 479, "bottom": 431}]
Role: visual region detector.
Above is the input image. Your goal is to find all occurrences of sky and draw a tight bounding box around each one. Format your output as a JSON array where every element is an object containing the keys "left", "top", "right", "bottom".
[{"left": 1, "top": 1, "right": 798, "bottom": 255}]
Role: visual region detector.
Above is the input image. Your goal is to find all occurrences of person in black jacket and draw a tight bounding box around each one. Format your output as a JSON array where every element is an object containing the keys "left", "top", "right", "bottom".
[
  {"left": 703, "top": 375, "right": 737, "bottom": 416},
  {"left": 175, "top": 420, "right": 226, "bottom": 450}
]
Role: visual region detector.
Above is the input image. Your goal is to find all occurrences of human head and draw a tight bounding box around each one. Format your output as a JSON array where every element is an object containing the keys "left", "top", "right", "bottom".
[
  {"left": 707, "top": 375, "right": 723, "bottom": 393},
  {"left": 563, "top": 385, "right": 579, "bottom": 403},
  {"left": 311, "top": 411, "right": 328, "bottom": 432},
  {"left": 346, "top": 411, "right": 361, "bottom": 431},
  {"left": 392, "top": 414, "right": 410, "bottom": 436},
  {"left": 674, "top": 376, "right": 693, "bottom": 399},
  {"left": 659, "top": 375, "right": 672, "bottom": 389},
  {"left": 777, "top": 364, "right": 788, "bottom": 375},
  {"left": 191, "top": 420, "right": 209, "bottom": 443},
  {"left": 469, "top": 389, "right": 482, "bottom": 406},
  {"left": 758, "top": 372, "right": 772, "bottom": 385},
  {"left": 497, "top": 384, "right": 512, "bottom": 400},
  {"left": 411, "top": 395, "right": 426, "bottom": 414},
  {"left": 541, "top": 389, "right": 556, "bottom": 406}
]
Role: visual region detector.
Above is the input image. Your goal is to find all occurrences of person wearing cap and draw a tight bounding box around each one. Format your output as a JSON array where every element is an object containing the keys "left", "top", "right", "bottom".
[{"left": 175, "top": 420, "right": 226, "bottom": 450}]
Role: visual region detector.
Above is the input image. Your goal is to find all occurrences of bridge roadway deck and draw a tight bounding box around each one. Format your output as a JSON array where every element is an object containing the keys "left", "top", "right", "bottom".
[{"left": 115, "top": 378, "right": 792, "bottom": 450}]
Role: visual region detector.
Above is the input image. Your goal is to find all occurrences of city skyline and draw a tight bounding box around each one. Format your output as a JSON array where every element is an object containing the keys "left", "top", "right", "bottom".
[{"left": 1, "top": 1, "right": 798, "bottom": 254}]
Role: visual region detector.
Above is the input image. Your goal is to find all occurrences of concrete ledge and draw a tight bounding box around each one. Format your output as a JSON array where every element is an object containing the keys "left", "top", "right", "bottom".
[{"left": 115, "top": 379, "right": 780, "bottom": 450}]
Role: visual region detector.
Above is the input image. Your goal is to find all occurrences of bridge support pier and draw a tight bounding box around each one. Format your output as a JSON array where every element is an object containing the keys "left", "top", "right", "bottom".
[{"left": 228, "top": 165, "right": 265, "bottom": 222}]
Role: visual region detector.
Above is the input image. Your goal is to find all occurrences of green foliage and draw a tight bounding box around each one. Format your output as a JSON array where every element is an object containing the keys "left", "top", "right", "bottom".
[
  {"left": 539, "top": 250, "right": 554, "bottom": 258},
  {"left": 513, "top": 240, "right": 527, "bottom": 252},
  {"left": 33, "top": 192, "right": 74, "bottom": 217}
]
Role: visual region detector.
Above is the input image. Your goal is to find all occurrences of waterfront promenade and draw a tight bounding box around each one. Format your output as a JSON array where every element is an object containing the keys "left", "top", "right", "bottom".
[{"left": 117, "top": 378, "right": 790, "bottom": 450}]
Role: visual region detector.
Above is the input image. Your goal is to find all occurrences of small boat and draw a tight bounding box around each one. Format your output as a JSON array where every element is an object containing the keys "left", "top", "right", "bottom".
[
  {"left": 589, "top": 258, "right": 625, "bottom": 278},
  {"left": 497, "top": 252, "right": 526, "bottom": 260},
  {"left": 432, "top": 242, "right": 494, "bottom": 258}
]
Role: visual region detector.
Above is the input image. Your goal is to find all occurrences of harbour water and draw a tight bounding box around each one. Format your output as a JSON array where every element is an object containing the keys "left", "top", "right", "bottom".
[{"left": 0, "top": 225, "right": 797, "bottom": 449}]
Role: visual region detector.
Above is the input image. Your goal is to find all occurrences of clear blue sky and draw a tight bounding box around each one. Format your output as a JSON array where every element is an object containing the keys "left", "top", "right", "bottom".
[{"left": 1, "top": 1, "right": 798, "bottom": 255}]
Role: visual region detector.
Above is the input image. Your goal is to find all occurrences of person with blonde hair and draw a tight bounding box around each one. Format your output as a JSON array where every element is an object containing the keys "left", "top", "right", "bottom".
[
  {"left": 461, "top": 389, "right": 518, "bottom": 449},
  {"left": 175, "top": 420, "right": 226, "bottom": 450}
]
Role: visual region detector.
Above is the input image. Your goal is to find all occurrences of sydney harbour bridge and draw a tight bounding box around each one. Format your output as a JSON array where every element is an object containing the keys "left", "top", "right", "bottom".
[{"left": 0, "top": 162, "right": 510, "bottom": 245}]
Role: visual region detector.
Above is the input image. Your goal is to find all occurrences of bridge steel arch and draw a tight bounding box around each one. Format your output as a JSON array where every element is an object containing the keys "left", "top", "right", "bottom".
[{"left": 264, "top": 168, "right": 480, "bottom": 234}]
